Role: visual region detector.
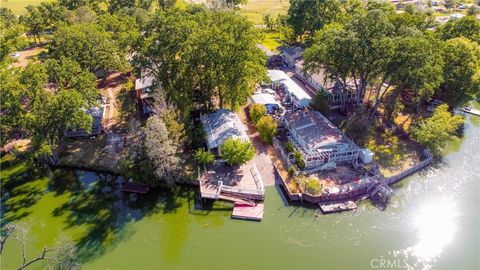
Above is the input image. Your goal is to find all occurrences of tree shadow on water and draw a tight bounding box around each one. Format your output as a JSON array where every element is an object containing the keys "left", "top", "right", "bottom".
[{"left": 49, "top": 172, "right": 191, "bottom": 264}]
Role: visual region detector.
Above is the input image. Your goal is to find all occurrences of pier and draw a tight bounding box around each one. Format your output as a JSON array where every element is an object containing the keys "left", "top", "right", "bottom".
[
  {"left": 460, "top": 107, "right": 480, "bottom": 117},
  {"left": 319, "top": 201, "right": 357, "bottom": 214}
]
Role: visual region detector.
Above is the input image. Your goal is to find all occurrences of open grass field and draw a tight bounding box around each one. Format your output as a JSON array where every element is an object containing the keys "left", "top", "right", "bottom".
[
  {"left": 0, "top": 0, "right": 52, "bottom": 14},
  {"left": 238, "top": 0, "right": 289, "bottom": 24}
]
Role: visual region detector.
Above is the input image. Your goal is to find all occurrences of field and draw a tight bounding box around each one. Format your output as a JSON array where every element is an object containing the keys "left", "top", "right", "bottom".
[
  {"left": 0, "top": 0, "right": 52, "bottom": 14},
  {"left": 238, "top": 0, "right": 289, "bottom": 24}
]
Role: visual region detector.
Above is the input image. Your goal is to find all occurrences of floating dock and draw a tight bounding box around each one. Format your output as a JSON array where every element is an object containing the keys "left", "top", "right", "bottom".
[
  {"left": 319, "top": 201, "right": 357, "bottom": 214},
  {"left": 231, "top": 203, "right": 264, "bottom": 221}
]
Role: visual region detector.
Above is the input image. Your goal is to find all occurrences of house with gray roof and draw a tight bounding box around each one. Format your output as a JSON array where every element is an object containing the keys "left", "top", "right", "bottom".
[{"left": 200, "top": 109, "right": 249, "bottom": 155}]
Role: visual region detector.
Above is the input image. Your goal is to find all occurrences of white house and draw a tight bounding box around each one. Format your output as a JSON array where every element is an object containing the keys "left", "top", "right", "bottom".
[{"left": 267, "top": 70, "right": 312, "bottom": 109}]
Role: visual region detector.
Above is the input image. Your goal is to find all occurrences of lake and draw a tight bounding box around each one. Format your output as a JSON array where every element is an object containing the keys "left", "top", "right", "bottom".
[{"left": 1, "top": 114, "right": 479, "bottom": 270}]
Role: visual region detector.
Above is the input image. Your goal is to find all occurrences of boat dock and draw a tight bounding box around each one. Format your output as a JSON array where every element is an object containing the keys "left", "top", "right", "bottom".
[
  {"left": 231, "top": 203, "right": 264, "bottom": 221},
  {"left": 318, "top": 201, "right": 357, "bottom": 214},
  {"left": 461, "top": 107, "right": 480, "bottom": 117}
]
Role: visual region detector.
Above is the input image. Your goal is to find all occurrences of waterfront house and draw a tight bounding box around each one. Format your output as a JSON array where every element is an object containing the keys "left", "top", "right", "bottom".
[
  {"left": 281, "top": 46, "right": 303, "bottom": 68},
  {"left": 200, "top": 109, "right": 249, "bottom": 156},
  {"left": 293, "top": 59, "right": 357, "bottom": 110},
  {"left": 281, "top": 110, "right": 360, "bottom": 172},
  {"left": 267, "top": 70, "right": 312, "bottom": 109}
]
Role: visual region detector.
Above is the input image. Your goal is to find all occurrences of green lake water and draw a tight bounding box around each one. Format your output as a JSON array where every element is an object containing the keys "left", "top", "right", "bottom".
[{"left": 1, "top": 114, "right": 479, "bottom": 270}]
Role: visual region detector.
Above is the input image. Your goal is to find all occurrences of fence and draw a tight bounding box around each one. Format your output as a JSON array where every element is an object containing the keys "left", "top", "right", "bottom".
[
  {"left": 385, "top": 150, "right": 433, "bottom": 185},
  {"left": 273, "top": 138, "right": 293, "bottom": 169}
]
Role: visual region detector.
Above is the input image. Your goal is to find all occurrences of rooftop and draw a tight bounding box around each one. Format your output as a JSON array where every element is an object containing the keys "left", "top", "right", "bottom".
[
  {"left": 284, "top": 111, "right": 351, "bottom": 149},
  {"left": 200, "top": 109, "right": 249, "bottom": 150},
  {"left": 267, "top": 70, "right": 311, "bottom": 101},
  {"left": 135, "top": 74, "right": 155, "bottom": 90},
  {"left": 282, "top": 46, "right": 303, "bottom": 57},
  {"left": 252, "top": 93, "right": 280, "bottom": 106}
]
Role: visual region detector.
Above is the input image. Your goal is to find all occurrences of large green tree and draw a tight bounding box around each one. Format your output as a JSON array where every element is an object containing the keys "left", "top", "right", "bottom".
[
  {"left": 410, "top": 104, "right": 463, "bottom": 155},
  {"left": 441, "top": 16, "right": 480, "bottom": 43},
  {"left": 137, "top": 9, "right": 266, "bottom": 115},
  {"left": 286, "top": 0, "right": 343, "bottom": 41},
  {"left": 0, "top": 8, "right": 28, "bottom": 65},
  {"left": 220, "top": 138, "right": 255, "bottom": 166},
  {"left": 49, "top": 23, "right": 126, "bottom": 74},
  {"left": 437, "top": 37, "right": 480, "bottom": 107}
]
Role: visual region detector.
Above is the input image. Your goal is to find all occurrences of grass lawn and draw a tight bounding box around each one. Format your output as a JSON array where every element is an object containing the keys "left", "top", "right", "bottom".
[
  {"left": 260, "top": 31, "right": 284, "bottom": 52},
  {"left": 238, "top": 0, "right": 289, "bottom": 24},
  {"left": 1, "top": 0, "right": 52, "bottom": 14}
]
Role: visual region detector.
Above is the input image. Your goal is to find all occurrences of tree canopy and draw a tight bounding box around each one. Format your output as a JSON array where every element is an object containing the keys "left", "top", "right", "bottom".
[{"left": 220, "top": 138, "right": 255, "bottom": 166}]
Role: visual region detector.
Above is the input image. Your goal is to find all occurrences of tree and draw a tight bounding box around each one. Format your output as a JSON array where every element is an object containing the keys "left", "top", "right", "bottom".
[
  {"left": 137, "top": 10, "right": 266, "bottom": 115},
  {"left": 194, "top": 148, "right": 215, "bottom": 166},
  {"left": 441, "top": 16, "right": 480, "bottom": 43},
  {"left": 220, "top": 138, "right": 255, "bottom": 165},
  {"left": 0, "top": 223, "right": 79, "bottom": 270},
  {"left": 0, "top": 9, "right": 28, "bottom": 64},
  {"left": 0, "top": 69, "right": 25, "bottom": 144},
  {"left": 299, "top": 176, "right": 321, "bottom": 195},
  {"left": 64, "top": 5, "right": 97, "bottom": 24},
  {"left": 21, "top": 5, "right": 47, "bottom": 45},
  {"left": 144, "top": 116, "right": 181, "bottom": 187},
  {"left": 310, "top": 90, "right": 330, "bottom": 115},
  {"left": 305, "top": 10, "right": 395, "bottom": 108},
  {"left": 256, "top": 115, "right": 277, "bottom": 144},
  {"left": 263, "top": 13, "right": 275, "bottom": 31},
  {"left": 49, "top": 23, "right": 126, "bottom": 74},
  {"left": 410, "top": 104, "right": 463, "bottom": 155},
  {"left": 44, "top": 57, "right": 99, "bottom": 104},
  {"left": 286, "top": 0, "right": 343, "bottom": 41},
  {"left": 249, "top": 104, "right": 266, "bottom": 124},
  {"left": 96, "top": 13, "right": 140, "bottom": 52},
  {"left": 403, "top": 3, "right": 416, "bottom": 15},
  {"left": 437, "top": 37, "right": 480, "bottom": 107}
]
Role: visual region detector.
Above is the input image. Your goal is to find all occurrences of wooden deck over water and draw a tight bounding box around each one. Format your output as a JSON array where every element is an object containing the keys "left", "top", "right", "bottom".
[
  {"left": 232, "top": 203, "right": 264, "bottom": 221},
  {"left": 319, "top": 201, "right": 357, "bottom": 214}
]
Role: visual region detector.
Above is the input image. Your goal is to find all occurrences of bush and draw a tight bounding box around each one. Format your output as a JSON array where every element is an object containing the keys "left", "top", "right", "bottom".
[
  {"left": 220, "top": 138, "right": 255, "bottom": 165},
  {"left": 284, "top": 141, "right": 294, "bottom": 153},
  {"left": 256, "top": 115, "right": 277, "bottom": 144},
  {"left": 249, "top": 104, "right": 266, "bottom": 125},
  {"left": 194, "top": 148, "right": 215, "bottom": 166},
  {"left": 301, "top": 176, "right": 322, "bottom": 195},
  {"left": 288, "top": 166, "right": 296, "bottom": 176},
  {"left": 293, "top": 151, "right": 305, "bottom": 170}
]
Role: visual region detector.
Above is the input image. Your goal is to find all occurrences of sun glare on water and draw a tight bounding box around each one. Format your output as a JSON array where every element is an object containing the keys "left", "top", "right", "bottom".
[{"left": 408, "top": 198, "right": 458, "bottom": 268}]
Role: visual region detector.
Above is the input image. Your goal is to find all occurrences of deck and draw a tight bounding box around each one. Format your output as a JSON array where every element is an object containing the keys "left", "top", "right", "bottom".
[
  {"left": 461, "top": 107, "right": 480, "bottom": 117},
  {"left": 319, "top": 201, "right": 357, "bottom": 214},
  {"left": 231, "top": 203, "right": 264, "bottom": 221}
]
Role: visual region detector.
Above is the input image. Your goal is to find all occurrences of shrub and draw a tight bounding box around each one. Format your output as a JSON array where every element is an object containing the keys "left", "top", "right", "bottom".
[
  {"left": 249, "top": 104, "right": 266, "bottom": 125},
  {"left": 194, "top": 148, "right": 215, "bottom": 166},
  {"left": 220, "top": 138, "right": 255, "bottom": 165},
  {"left": 256, "top": 115, "right": 277, "bottom": 144},
  {"left": 293, "top": 151, "right": 305, "bottom": 170},
  {"left": 288, "top": 166, "right": 296, "bottom": 176},
  {"left": 301, "top": 177, "right": 322, "bottom": 195},
  {"left": 284, "top": 141, "right": 294, "bottom": 153}
]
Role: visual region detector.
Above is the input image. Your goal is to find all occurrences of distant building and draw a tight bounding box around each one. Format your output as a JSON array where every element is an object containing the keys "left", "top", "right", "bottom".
[
  {"left": 200, "top": 109, "right": 249, "bottom": 156},
  {"left": 281, "top": 46, "right": 303, "bottom": 68},
  {"left": 281, "top": 111, "right": 360, "bottom": 172},
  {"left": 65, "top": 107, "right": 104, "bottom": 138},
  {"left": 293, "top": 59, "right": 357, "bottom": 111},
  {"left": 267, "top": 70, "right": 312, "bottom": 109}
]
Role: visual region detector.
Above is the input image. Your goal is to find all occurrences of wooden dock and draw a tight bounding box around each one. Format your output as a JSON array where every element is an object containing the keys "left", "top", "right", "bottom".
[
  {"left": 231, "top": 203, "right": 264, "bottom": 221},
  {"left": 318, "top": 201, "right": 357, "bottom": 214},
  {"left": 461, "top": 107, "right": 480, "bottom": 116}
]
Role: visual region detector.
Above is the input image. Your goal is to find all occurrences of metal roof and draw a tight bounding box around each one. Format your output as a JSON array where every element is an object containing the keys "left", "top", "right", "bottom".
[
  {"left": 252, "top": 93, "right": 279, "bottom": 106},
  {"left": 200, "top": 109, "right": 249, "bottom": 150}
]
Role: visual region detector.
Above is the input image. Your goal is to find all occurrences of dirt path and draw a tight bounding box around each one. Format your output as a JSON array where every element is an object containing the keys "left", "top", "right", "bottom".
[{"left": 238, "top": 105, "right": 277, "bottom": 187}]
